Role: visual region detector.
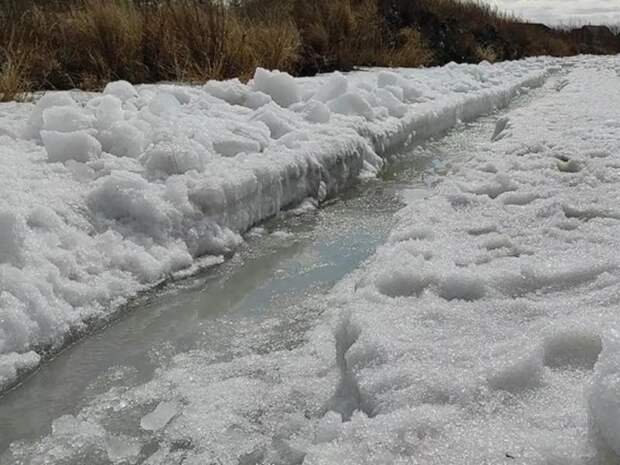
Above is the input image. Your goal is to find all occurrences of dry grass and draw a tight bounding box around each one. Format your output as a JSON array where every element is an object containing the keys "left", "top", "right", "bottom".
[
  {"left": 0, "top": 52, "right": 30, "bottom": 101},
  {"left": 0, "top": 0, "right": 615, "bottom": 98},
  {"left": 0, "top": 0, "right": 304, "bottom": 89},
  {"left": 379, "top": 28, "right": 435, "bottom": 67},
  {"left": 68, "top": 0, "right": 145, "bottom": 85},
  {"left": 475, "top": 45, "right": 499, "bottom": 63}
]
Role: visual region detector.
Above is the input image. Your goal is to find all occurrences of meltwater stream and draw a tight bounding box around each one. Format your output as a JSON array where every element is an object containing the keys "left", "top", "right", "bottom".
[{"left": 0, "top": 87, "right": 542, "bottom": 457}]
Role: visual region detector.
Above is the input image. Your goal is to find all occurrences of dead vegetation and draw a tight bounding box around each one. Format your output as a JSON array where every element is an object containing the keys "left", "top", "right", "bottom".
[{"left": 0, "top": 0, "right": 618, "bottom": 98}]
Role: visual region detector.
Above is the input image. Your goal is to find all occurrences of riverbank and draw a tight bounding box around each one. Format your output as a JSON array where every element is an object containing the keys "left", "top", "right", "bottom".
[
  {"left": 0, "top": 58, "right": 553, "bottom": 392},
  {"left": 2, "top": 0, "right": 616, "bottom": 101}
]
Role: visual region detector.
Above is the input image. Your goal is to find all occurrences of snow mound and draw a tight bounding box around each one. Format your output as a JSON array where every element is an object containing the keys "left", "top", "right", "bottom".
[{"left": 251, "top": 68, "right": 300, "bottom": 107}]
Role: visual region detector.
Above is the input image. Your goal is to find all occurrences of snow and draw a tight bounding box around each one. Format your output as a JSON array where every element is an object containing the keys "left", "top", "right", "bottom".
[
  {"left": 251, "top": 67, "right": 301, "bottom": 107},
  {"left": 5, "top": 55, "right": 620, "bottom": 464},
  {"left": 0, "top": 59, "right": 554, "bottom": 392},
  {"left": 42, "top": 130, "right": 102, "bottom": 163}
]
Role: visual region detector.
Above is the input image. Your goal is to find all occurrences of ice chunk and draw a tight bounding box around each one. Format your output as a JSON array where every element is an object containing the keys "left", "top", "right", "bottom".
[
  {"left": 98, "top": 121, "right": 145, "bottom": 158},
  {"left": 42, "top": 130, "right": 102, "bottom": 163},
  {"left": 292, "top": 100, "right": 331, "bottom": 124},
  {"left": 25, "top": 92, "right": 77, "bottom": 140},
  {"left": 383, "top": 85, "right": 404, "bottom": 102},
  {"left": 252, "top": 68, "right": 300, "bottom": 108},
  {"left": 103, "top": 80, "right": 138, "bottom": 101},
  {"left": 104, "top": 433, "right": 141, "bottom": 464},
  {"left": 244, "top": 91, "right": 272, "bottom": 109},
  {"left": 204, "top": 78, "right": 248, "bottom": 105},
  {"left": 213, "top": 136, "right": 261, "bottom": 157},
  {"left": 164, "top": 87, "right": 191, "bottom": 105},
  {"left": 92, "top": 95, "right": 124, "bottom": 130},
  {"left": 377, "top": 72, "right": 422, "bottom": 102},
  {"left": 148, "top": 92, "right": 182, "bottom": 116},
  {"left": 328, "top": 93, "right": 374, "bottom": 120},
  {"left": 88, "top": 170, "right": 168, "bottom": 231},
  {"left": 374, "top": 88, "right": 407, "bottom": 117},
  {"left": 377, "top": 71, "right": 400, "bottom": 88},
  {"left": 142, "top": 141, "right": 206, "bottom": 175},
  {"left": 27, "top": 206, "right": 63, "bottom": 230},
  {"left": 251, "top": 104, "right": 295, "bottom": 139},
  {"left": 278, "top": 130, "right": 310, "bottom": 149},
  {"left": 140, "top": 401, "right": 179, "bottom": 431},
  {"left": 313, "top": 72, "right": 348, "bottom": 102},
  {"left": 42, "top": 105, "right": 95, "bottom": 133}
]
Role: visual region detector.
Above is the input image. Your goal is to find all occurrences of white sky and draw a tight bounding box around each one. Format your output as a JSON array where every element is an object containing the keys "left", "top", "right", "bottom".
[{"left": 487, "top": 0, "right": 620, "bottom": 26}]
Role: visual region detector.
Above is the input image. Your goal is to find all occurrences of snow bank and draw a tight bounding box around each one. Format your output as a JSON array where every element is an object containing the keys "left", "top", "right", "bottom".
[
  {"left": 0, "top": 59, "right": 551, "bottom": 390},
  {"left": 7, "top": 55, "right": 620, "bottom": 464}
]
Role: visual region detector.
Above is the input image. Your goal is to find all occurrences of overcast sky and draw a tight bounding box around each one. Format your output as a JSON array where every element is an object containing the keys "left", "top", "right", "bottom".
[{"left": 487, "top": 0, "right": 620, "bottom": 26}]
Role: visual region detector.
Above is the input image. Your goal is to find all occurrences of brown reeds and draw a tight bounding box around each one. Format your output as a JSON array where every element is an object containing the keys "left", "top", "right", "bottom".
[{"left": 0, "top": 0, "right": 616, "bottom": 99}]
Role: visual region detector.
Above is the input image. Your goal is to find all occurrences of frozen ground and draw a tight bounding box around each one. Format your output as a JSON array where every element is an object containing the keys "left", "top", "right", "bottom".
[
  {"left": 0, "top": 58, "right": 552, "bottom": 390},
  {"left": 2, "top": 54, "right": 620, "bottom": 464}
]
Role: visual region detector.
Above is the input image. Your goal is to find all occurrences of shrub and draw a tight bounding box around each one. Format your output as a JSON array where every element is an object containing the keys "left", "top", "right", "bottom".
[
  {"left": 0, "top": 50, "right": 30, "bottom": 102},
  {"left": 0, "top": 0, "right": 616, "bottom": 98}
]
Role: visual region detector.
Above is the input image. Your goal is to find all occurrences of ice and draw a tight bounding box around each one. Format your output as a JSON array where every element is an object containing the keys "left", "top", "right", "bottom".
[
  {"left": 103, "top": 80, "right": 138, "bottom": 101},
  {"left": 251, "top": 68, "right": 300, "bottom": 107},
  {"left": 148, "top": 92, "right": 182, "bottom": 116},
  {"left": 140, "top": 401, "right": 179, "bottom": 431},
  {"left": 204, "top": 78, "right": 249, "bottom": 105},
  {"left": 92, "top": 94, "right": 124, "bottom": 130},
  {"left": 24, "top": 92, "right": 77, "bottom": 140},
  {"left": 291, "top": 100, "right": 331, "bottom": 124},
  {"left": 251, "top": 103, "right": 297, "bottom": 139},
  {"left": 98, "top": 121, "right": 145, "bottom": 158},
  {"left": 142, "top": 140, "right": 207, "bottom": 175},
  {"left": 213, "top": 137, "right": 261, "bottom": 157},
  {"left": 42, "top": 105, "right": 95, "bottom": 133},
  {"left": 87, "top": 170, "right": 171, "bottom": 236},
  {"left": 104, "top": 433, "right": 142, "bottom": 464},
  {"left": 313, "top": 72, "right": 348, "bottom": 102},
  {"left": 328, "top": 92, "right": 375, "bottom": 119},
  {"left": 7, "top": 55, "right": 611, "bottom": 464},
  {"left": 0, "top": 57, "right": 557, "bottom": 393},
  {"left": 42, "top": 129, "right": 102, "bottom": 163},
  {"left": 377, "top": 71, "right": 400, "bottom": 88},
  {"left": 374, "top": 88, "right": 408, "bottom": 117}
]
